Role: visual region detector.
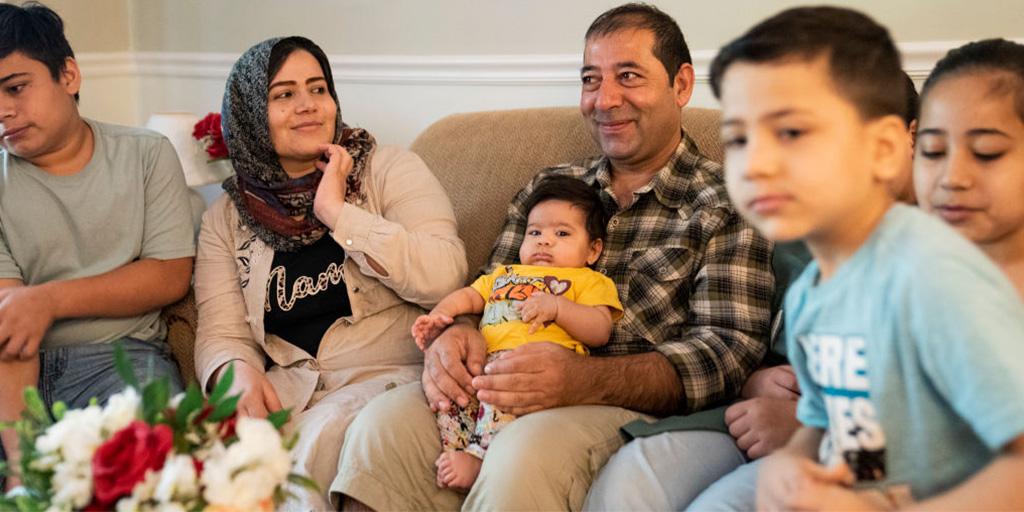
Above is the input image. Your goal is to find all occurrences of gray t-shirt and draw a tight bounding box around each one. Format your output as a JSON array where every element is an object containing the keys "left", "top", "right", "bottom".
[{"left": 0, "top": 118, "right": 196, "bottom": 349}]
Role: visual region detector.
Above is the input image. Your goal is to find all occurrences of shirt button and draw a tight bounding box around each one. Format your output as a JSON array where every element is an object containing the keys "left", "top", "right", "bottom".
[
  {"left": 610, "top": 218, "right": 620, "bottom": 228},
  {"left": 345, "top": 239, "right": 353, "bottom": 246},
  {"left": 659, "top": 267, "right": 669, "bottom": 275},
  {"left": 356, "top": 198, "right": 364, "bottom": 206}
]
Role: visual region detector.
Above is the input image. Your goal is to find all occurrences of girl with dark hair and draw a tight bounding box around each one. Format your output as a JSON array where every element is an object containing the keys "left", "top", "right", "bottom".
[
  {"left": 193, "top": 37, "right": 466, "bottom": 509},
  {"left": 915, "top": 38, "right": 1024, "bottom": 297}
]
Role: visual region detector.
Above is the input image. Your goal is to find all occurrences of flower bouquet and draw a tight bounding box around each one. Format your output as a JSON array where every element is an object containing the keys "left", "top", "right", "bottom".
[
  {"left": 0, "top": 346, "right": 315, "bottom": 511},
  {"left": 191, "top": 113, "right": 228, "bottom": 162}
]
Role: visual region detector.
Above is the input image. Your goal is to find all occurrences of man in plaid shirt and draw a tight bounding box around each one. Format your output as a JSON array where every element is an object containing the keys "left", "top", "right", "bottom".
[{"left": 334, "top": 4, "right": 773, "bottom": 511}]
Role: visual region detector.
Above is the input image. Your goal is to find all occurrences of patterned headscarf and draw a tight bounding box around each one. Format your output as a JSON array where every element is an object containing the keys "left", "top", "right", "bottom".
[{"left": 221, "top": 36, "right": 376, "bottom": 252}]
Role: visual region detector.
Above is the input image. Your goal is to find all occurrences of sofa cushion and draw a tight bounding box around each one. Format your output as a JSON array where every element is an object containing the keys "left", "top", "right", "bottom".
[{"left": 410, "top": 106, "right": 723, "bottom": 278}]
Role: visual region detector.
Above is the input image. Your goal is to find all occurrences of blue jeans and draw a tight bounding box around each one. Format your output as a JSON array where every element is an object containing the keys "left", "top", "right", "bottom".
[
  {"left": 1, "top": 339, "right": 182, "bottom": 484},
  {"left": 687, "top": 458, "right": 762, "bottom": 511},
  {"left": 584, "top": 431, "right": 748, "bottom": 511}
]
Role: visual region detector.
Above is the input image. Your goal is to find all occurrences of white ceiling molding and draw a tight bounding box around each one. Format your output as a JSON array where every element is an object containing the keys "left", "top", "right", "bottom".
[{"left": 76, "top": 40, "right": 1005, "bottom": 85}]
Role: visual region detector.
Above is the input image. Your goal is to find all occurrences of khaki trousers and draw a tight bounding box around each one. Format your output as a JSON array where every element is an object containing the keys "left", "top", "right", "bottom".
[{"left": 331, "top": 382, "right": 649, "bottom": 511}]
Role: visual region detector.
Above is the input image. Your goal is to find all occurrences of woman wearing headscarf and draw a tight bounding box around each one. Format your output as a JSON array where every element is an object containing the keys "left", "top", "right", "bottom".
[{"left": 193, "top": 36, "right": 466, "bottom": 509}]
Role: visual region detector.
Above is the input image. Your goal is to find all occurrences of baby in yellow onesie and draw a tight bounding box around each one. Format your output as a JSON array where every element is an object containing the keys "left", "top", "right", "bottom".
[{"left": 412, "top": 175, "right": 623, "bottom": 491}]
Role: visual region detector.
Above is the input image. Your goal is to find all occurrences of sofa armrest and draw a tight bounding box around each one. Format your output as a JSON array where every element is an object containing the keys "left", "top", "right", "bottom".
[{"left": 162, "top": 288, "right": 198, "bottom": 386}]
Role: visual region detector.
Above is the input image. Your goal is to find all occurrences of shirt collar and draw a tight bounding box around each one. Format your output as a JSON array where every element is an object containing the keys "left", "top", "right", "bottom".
[{"left": 586, "top": 130, "right": 713, "bottom": 210}]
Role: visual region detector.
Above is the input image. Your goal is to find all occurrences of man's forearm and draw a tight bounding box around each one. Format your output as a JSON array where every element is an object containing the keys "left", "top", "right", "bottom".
[
  {"left": 578, "top": 352, "right": 682, "bottom": 416},
  {"left": 42, "top": 257, "right": 192, "bottom": 319}
]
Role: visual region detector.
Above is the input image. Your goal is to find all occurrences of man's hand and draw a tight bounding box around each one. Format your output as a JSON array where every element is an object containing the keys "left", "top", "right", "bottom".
[
  {"left": 411, "top": 313, "right": 454, "bottom": 351},
  {"left": 473, "top": 342, "right": 583, "bottom": 415},
  {"left": 725, "top": 397, "right": 800, "bottom": 459},
  {"left": 741, "top": 364, "right": 800, "bottom": 400},
  {"left": 757, "top": 450, "right": 856, "bottom": 512},
  {"left": 312, "top": 143, "right": 354, "bottom": 230},
  {"left": 422, "top": 321, "right": 487, "bottom": 412},
  {"left": 0, "top": 285, "right": 57, "bottom": 360},
  {"left": 517, "top": 293, "right": 560, "bottom": 334},
  {"left": 220, "top": 361, "right": 283, "bottom": 419}
]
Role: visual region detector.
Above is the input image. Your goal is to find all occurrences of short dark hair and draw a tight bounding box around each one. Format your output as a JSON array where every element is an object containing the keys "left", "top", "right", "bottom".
[
  {"left": 586, "top": 3, "right": 691, "bottom": 82},
  {"left": 523, "top": 175, "right": 607, "bottom": 242},
  {"left": 922, "top": 38, "right": 1024, "bottom": 123},
  {"left": 902, "top": 71, "right": 919, "bottom": 127},
  {"left": 0, "top": 2, "right": 77, "bottom": 101},
  {"left": 268, "top": 36, "right": 339, "bottom": 102},
  {"left": 709, "top": 6, "right": 905, "bottom": 121}
]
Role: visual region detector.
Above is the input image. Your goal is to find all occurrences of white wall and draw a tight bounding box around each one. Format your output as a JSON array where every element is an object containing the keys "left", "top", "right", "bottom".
[{"left": 66, "top": 1, "right": 1024, "bottom": 148}]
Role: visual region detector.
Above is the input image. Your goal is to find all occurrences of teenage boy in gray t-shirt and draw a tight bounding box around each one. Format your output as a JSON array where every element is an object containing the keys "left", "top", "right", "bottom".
[{"left": 0, "top": 3, "right": 195, "bottom": 490}]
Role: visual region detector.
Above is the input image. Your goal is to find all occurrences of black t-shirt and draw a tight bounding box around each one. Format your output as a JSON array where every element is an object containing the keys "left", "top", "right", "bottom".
[{"left": 264, "top": 235, "right": 352, "bottom": 356}]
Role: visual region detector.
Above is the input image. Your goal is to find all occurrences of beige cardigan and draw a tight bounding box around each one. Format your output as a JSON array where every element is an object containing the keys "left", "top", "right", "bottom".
[{"left": 193, "top": 145, "right": 467, "bottom": 412}]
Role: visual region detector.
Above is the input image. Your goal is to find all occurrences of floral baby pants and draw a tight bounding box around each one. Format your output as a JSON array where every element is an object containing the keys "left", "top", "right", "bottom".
[{"left": 436, "top": 351, "right": 516, "bottom": 459}]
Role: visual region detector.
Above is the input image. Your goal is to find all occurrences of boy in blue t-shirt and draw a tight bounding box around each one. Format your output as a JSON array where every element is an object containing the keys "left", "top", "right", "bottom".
[{"left": 690, "top": 6, "right": 1024, "bottom": 511}]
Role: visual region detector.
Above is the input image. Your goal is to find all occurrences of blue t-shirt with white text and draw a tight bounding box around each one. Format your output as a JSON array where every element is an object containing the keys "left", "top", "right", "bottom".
[{"left": 787, "top": 204, "right": 1024, "bottom": 499}]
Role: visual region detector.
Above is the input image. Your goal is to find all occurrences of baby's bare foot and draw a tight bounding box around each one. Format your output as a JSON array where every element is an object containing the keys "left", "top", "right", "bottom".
[{"left": 436, "top": 451, "right": 483, "bottom": 493}]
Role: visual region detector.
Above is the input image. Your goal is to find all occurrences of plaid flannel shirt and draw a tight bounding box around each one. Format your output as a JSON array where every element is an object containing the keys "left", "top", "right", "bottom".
[{"left": 484, "top": 132, "right": 774, "bottom": 413}]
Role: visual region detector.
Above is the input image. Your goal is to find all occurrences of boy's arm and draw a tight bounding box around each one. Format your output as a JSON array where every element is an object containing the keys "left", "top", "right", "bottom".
[
  {"left": 553, "top": 299, "right": 613, "bottom": 347},
  {"left": 0, "top": 278, "right": 38, "bottom": 489},
  {"left": 782, "top": 424, "right": 824, "bottom": 458},
  {"left": 906, "top": 435, "right": 1024, "bottom": 511},
  {"left": 0, "top": 257, "right": 193, "bottom": 360}
]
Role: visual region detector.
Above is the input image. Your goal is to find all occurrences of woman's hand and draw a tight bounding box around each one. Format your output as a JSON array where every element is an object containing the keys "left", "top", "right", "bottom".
[
  {"left": 215, "top": 360, "right": 283, "bottom": 419},
  {"left": 313, "top": 144, "right": 354, "bottom": 231}
]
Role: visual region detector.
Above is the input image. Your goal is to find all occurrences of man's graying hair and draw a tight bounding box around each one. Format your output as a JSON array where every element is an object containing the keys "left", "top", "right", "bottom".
[{"left": 586, "top": 3, "right": 692, "bottom": 83}]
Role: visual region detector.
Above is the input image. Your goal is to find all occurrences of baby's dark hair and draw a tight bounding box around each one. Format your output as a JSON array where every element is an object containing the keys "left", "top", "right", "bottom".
[
  {"left": 922, "top": 38, "right": 1024, "bottom": 123},
  {"left": 709, "top": 6, "right": 905, "bottom": 121},
  {"left": 0, "top": 1, "right": 78, "bottom": 101},
  {"left": 523, "top": 175, "right": 607, "bottom": 242}
]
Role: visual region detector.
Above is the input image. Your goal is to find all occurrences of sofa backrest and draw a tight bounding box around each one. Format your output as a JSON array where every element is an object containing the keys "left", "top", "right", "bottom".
[{"left": 411, "top": 106, "right": 723, "bottom": 278}]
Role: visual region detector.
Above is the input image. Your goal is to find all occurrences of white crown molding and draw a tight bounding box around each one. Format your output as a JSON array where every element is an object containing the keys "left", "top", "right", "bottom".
[{"left": 75, "top": 40, "right": 992, "bottom": 85}]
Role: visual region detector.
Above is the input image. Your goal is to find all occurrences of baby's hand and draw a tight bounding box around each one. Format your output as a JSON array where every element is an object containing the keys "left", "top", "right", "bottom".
[
  {"left": 411, "top": 313, "right": 454, "bottom": 350},
  {"left": 517, "top": 293, "right": 560, "bottom": 334}
]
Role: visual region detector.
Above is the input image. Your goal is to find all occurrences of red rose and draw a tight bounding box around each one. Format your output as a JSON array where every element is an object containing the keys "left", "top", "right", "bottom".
[
  {"left": 191, "top": 112, "right": 219, "bottom": 140},
  {"left": 192, "top": 112, "right": 229, "bottom": 160},
  {"left": 92, "top": 421, "right": 174, "bottom": 508}
]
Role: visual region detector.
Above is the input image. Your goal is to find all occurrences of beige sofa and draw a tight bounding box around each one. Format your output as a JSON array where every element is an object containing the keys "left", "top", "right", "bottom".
[{"left": 164, "top": 105, "right": 723, "bottom": 383}]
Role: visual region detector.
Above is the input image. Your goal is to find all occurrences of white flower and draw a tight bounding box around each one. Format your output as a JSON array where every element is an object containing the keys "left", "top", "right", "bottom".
[
  {"left": 32, "top": 404, "right": 104, "bottom": 509},
  {"left": 200, "top": 418, "right": 291, "bottom": 508},
  {"left": 50, "top": 461, "right": 92, "bottom": 509},
  {"left": 115, "top": 469, "right": 160, "bottom": 512},
  {"left": 153, "top": 454, "right": 198, "bottom": 503},
  {"left": 35, "top": 405, "right": 104, "bottom": 465},
  {"left": 101, "top": 387, "right": 141, "bottom": 434}
]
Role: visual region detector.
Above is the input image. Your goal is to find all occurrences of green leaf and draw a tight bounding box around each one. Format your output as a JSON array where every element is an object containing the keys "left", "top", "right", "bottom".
[
  {"left": 208, "top": 362, "right": 234, "bottom": 404},
  {"left": 142, "top": 378, "right": 170, "bottom": 424},
  {"left": 50, "top": 401, "right": 66, "bottom": 422},
  {"left": 14, "top": 494, "right": 43, "bottom": 512},
  {"left": 287, "top": 473, "right": 321, "bottom": 492},
  {"left": 113, "top": 342, "right": 140, "bottom": 390},
  {"left": 207, "top": 395, "right": 239, "bottom": 423},
  {"left": 174, "top": 384, "right": 204, "bottom": 429},
  {"left": 283, "top": 432, "right": 299, "bottom": 451},
  {"left": 266, "top": 408, "right": 291, "bottom": 430},
  {"left": 21, "top": 389, "right": 50, "bottom": 426}
]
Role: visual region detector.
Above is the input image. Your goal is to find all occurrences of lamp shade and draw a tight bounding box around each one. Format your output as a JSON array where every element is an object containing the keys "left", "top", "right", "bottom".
[{"left": 145, "top": 112, "right": 233, "bottom": 187}]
